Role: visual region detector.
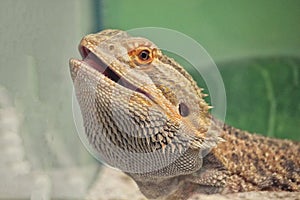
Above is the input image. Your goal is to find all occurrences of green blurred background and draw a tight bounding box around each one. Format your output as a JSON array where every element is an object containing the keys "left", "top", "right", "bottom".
[
  {"left": 0, "top": 0, "right": 299, "bottom": 199},
  {"left": 101, "top": 0, "right": 300, "bottom": 61}
]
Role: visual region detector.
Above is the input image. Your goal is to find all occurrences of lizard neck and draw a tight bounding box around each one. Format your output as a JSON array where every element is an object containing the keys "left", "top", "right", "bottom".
[{"left": 206, "top": 122, "right": 300, "bottom": 192}]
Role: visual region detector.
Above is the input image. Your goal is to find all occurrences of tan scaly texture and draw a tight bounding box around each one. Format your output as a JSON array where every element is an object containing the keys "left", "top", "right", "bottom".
[{"left": 69, "top": 30, "right": 300, "bottom": 200}]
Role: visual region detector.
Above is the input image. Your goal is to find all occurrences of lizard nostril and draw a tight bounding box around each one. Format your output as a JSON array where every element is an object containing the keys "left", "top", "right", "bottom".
[
  {"left": 109, "top": 45, "right": 115, "bottom": 51},
  {"left": 178, "top": 102, "right": 189, "bottom": 117}
]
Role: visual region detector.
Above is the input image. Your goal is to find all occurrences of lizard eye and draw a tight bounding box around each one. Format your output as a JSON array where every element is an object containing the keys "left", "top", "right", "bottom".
[
  {"left": 138, "top": 50, "right": 150, "bottom": 61},
  {"left": 129, "top": 48, "right": 154, "bottom": 65}
]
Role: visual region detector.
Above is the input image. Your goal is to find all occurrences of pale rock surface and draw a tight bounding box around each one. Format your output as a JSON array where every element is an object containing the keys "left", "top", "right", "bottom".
[{"left": 86, "top": 166, "right": 300, "bottom": 200}]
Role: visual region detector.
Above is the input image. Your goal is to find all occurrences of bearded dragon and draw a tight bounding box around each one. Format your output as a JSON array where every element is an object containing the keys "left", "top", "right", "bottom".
[{"left": 69, "top": 29, "right": 300, "bottom": 200}]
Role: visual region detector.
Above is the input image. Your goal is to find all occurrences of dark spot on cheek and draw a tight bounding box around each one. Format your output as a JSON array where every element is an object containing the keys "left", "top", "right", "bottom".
[{"left": 178, "top": 102, "right": 189, "bottom": 117}]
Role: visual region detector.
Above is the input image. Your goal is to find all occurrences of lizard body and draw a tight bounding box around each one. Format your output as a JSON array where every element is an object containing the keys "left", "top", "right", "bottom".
[{"left": 69, "top": 29, "right": 300, "bottom": 199}]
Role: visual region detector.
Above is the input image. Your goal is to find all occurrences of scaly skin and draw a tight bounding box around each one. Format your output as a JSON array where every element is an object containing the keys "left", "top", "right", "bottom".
[{"left": 69, "top": 29, "right": 300, "bottom": 200}]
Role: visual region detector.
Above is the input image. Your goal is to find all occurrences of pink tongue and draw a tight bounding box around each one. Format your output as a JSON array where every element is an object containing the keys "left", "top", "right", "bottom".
[{"left": 83, "top": 53, "right": 107, "bottom": 73}]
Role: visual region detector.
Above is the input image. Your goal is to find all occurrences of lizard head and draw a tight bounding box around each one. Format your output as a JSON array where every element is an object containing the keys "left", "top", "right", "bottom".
[{"left": 69, "top": 29, "right": 222, "bottom": 175}]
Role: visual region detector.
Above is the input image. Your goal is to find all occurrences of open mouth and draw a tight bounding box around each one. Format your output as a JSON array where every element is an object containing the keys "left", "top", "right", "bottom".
[
  {"left": 77, "top": 45, "right": 154, "bottom": 101},
  {"left": 79, "top": 45, "right": 121, "bottom": 83}
]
